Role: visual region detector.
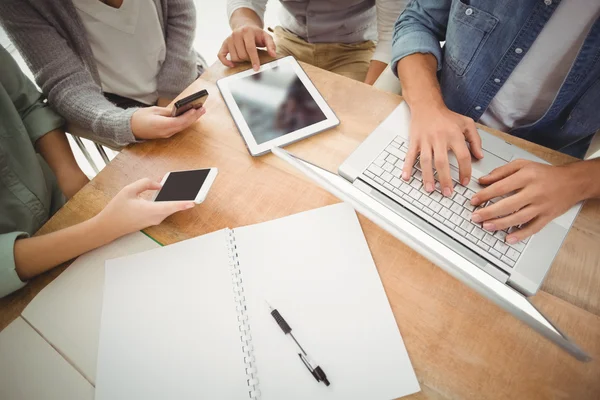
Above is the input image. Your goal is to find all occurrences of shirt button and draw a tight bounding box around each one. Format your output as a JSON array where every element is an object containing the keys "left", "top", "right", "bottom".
[
  {"left": 544, "top": 0, "right": 552, "bottom": 5},
  {"left": 494, "top": 78, "right": 501, "bottom": 83},
  {"left": 475, "top": 106, "right": 482, "bottom": 111},
  {"left": 465, "top": 8, "right": 474, "bottom": 16},
  {"left": 515, "top": 47, "right": 523, "bottom": 54}
]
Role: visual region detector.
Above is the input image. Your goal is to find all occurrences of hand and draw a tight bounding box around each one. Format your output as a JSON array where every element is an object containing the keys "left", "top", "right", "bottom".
[
  {"left": 218, "top": 25, "right": 277, "bottom": 71},
  {"left": 96, "top": 178, "right": 195, "bottom": 238},
  {"left": 59, "top": 168, "right": 89, "bottom": 199},
  {"left": 402, "top": 105, "right": 484, "bottom": 197},
  {"left": 131, "top": 106, "right": 205, "bottom": 140},
  {"left": 470, "top": 160, "right": 585, "bottom": 243}
]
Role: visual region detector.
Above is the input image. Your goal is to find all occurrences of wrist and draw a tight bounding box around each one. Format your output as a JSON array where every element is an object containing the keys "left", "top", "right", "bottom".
[
  {"left": 563, "top": 160, "right": 600, "bottom": 201},
  {"left": 89, "top": 212, "right": 122, "bottom": 246}
]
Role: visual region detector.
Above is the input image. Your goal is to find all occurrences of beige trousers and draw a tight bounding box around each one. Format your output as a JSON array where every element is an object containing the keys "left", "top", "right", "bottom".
[{"left": 272, "top": 26, "right": 375, "bottom": 82}]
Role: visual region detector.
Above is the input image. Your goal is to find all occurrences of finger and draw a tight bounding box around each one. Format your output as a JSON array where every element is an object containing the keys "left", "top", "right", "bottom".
[
  {"left": 244, "top": 32, "right": 261, "bottom": 71},
  {"left": 433, "top": 145, "right": 453, "bottom": 197},
  {"left": 228, "top": 38, "right": 241, "bottom": 62},
  {"left": 451, "top": 140, "right": 472, "bottom": 186},
  {"left": 125, "top": 178, "right": 161, "bottom": 195},
  {"left": 402, "top": 142, "right": 418, "bottom": 181},
  {"left": 263, "top": 32, "right": 277, "bottom": 57},
  {"left": 218, "top": 40, "right": 235, "bottom": 67},
  {"left": 155, "top": 200, "right": 196, "bottom": 216},
  {"left": 472, "top": 171, "right": 526, "bottom": 205},
  {"left": 480, "top": 205, "right": 538, "bottom": 232},
  {"left": 472, "top": 192, "right": 529, "bottom": 224},
  {"left": 506, "top": 216, "right": 549, "bottom": 244},
  {"left": 165, "top": 107, "right": 204, "bottom": 135},
  {"left": 415, "top": 145, "right": 433, "bottom": 192},
  {"left": 479, "top": 159, "right": 528, "bottom": 186},
  {"left": 233, "top": 34, "right": 249, "bottom": 61},
  {"left": 463, "top": 118, "right": 484, "bottom": 159}
]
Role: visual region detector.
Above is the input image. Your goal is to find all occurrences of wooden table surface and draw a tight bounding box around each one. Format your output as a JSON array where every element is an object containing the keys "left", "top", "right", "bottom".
[{"left": 2, "top": 58, "right": 599, "bottom": 399}]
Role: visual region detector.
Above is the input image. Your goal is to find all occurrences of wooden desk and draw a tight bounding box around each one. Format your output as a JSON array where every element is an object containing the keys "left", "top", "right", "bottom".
[{"left": 2, "top": 59, "right": 599, "bottom": 399}]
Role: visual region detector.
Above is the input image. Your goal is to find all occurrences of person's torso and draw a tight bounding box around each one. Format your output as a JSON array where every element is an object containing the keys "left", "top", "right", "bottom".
[
  {"left": 73, "top": 0, "right": 167, "bottom": 105},
  {"left": 0, "top": 82, "right": 61, "bottom": 237},
  {"left": 438, "top": 0, "right": 600, "bottom": 158},
  {"left": 278, "top": 0, "right": 377, "bottom": 44}
]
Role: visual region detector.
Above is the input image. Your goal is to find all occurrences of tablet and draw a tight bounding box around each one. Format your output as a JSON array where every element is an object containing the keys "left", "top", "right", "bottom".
[{"left": 217, "top": 56, "right": 340, "bottom": 156}]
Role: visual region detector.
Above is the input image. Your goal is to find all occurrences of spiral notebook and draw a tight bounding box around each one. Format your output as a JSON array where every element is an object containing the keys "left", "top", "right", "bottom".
[{"left": 95, "top": 203, "right": 420, "bottom": 400}]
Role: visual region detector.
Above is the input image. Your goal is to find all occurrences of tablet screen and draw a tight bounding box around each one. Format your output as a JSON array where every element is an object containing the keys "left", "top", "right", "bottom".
[{"left": 229, "top": 64, "right": 327, "bottom": 144}]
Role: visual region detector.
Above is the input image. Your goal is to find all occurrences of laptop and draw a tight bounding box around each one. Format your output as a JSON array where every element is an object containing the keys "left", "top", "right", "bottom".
[{"left": 272, "top": 102, "right": 590, "bottom": 361}]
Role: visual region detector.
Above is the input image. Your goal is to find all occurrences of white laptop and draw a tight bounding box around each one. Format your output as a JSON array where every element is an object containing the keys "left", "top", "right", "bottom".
[{"left": 272, "top": 102, "right": 590, "bottom": 361}]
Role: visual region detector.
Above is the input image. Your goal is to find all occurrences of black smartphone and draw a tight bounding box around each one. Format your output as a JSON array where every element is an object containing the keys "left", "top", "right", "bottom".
[{"left": 171, "top": 89, "right": 209, "bottom": 117}]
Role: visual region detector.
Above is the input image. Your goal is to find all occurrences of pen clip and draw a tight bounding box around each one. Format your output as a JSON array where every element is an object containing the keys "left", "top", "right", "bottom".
[{"left": 298, "top": 353, "right": 321, "bottom": 382}]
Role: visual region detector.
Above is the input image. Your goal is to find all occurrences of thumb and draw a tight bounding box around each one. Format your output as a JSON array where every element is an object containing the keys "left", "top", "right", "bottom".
[
  {"left": 151, "top": 106, "right": 173, "bottom": 117},
  {"left": 155, "top": 200, "right": 196, "bottom": 217},
  {"left": 124, "top": 178, "right": 162, "bottom": 196},
  {"left": 263, "top": 32, "right": 277, "bottom": 57},
  {"left": 464, "top": 124, "right": 484, "bottom": 160}
]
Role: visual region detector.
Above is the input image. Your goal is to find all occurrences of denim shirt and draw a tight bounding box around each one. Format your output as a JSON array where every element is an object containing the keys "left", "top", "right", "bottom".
[{"left": 391, "top": 0, "right": 600, "bottom": 158}]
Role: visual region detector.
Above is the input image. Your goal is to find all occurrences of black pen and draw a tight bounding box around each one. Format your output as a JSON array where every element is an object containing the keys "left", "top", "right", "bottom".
[{"left": 267, "top": 302, "right": 330, "bottom": 386}]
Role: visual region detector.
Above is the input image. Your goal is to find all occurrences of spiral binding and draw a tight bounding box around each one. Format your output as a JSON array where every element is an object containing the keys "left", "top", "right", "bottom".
[{"left": 227, "top": 229, "right": 261, "bottom": 399}]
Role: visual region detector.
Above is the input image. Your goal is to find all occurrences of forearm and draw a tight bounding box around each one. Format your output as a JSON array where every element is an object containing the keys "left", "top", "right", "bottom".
[
  {"left": 364, "top": 60, "right": 388, "bottom": 85},
  {"left": 230, "top": 7, "right": 263, "bottom": 30},
  {"left": 35, "top": 129, "right": 88, "bottom": 198},
  {"left": 14, "top": 215, "right": 115, "bottom": 281},
  {"left": 567, "top": 158, "right": 600, "bottom": 200},
  {"left": 396, "top": 53, "right": 444, "bottom": 110}
]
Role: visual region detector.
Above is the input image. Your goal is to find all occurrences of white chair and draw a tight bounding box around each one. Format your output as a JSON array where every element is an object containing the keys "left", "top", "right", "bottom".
[{"left": 373, "top": 66, "right": 600, "bottom": 161}]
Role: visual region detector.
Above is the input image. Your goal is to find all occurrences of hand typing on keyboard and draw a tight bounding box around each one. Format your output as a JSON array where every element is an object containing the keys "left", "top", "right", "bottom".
[
  {"left": 401, "top": 105, "right": 484, "bottom": 197},
  {"left": 471, "top": 159, "right": 598, "bottom": 244}
]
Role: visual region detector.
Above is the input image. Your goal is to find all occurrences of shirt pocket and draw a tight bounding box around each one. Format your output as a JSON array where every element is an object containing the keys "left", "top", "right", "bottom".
[{"left": 445, "top": 1, "right": 499, "bottom": 76}]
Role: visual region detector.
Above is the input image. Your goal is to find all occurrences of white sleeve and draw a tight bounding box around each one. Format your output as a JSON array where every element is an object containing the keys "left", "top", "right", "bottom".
[
  {"left": 373, "top": 0, "right": 410, "bottom": 63},
  {"left": 227, "top": 0, "right": 269, "bottom": 24}
]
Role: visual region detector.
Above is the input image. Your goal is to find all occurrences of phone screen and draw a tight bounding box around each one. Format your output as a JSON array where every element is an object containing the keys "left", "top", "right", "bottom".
[{"left": 154, "top": 169, "right": 210, "bottom": 202}]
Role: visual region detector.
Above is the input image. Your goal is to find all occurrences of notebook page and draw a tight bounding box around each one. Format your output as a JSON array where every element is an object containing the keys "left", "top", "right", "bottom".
[
  {"left": 0, "top": 317, "right": 94, "bottom": 400},
  {"left": 95, "top": 229, "right": 249, "bottom": 400},
  {"left": 22, "top": 231, "right": 159, "bottom": 385},
  {"left": 233, "top": 203, "right": 420, "bottom": 399}
]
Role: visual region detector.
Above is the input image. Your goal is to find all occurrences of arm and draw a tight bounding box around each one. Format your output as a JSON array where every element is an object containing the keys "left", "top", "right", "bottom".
[
  {"left": 35, "top": 129, "right": 89, "bottom": 199},
  {"left": 0, "top": 1, "right": 138, "bottom": 147},
  {"left": 157, "top": 0, "right": 199, "bottom": 101},
  {"left": 218, "top": 1, "right": 276, "bottom": 71},
  {"left": 1, "top": 179, "right": 195, "bottom": 298},
  {"left": 365, "top": 0, "right": 410, "bottom": 85},
  {"left": 391, "top": 0, "right": 482, "bottom": 197},
  {"left": 470, "top": 158, "right": 600, "bottom": 243}
]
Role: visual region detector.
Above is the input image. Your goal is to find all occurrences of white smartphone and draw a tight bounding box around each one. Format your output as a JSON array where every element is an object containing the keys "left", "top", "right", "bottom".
[{"left": 153, "top": 168, "right": 218, "bottom": 204}]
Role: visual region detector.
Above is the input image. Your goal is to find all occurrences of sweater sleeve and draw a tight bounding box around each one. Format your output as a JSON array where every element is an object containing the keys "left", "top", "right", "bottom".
[
  {"left": 0, "top": 0, "right": 138, "bottom": 148},
  {"left": 0, "top": 232, "right": 28, "bottom": 299},
  {"left": 157, "top": 0, "right": 200, "bottom": 99}
]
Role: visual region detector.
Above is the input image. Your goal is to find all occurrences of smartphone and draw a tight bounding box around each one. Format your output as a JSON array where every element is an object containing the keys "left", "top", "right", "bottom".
[
  {"left": 171, "top": 89, "right": 209, "bottom": 117},
  {"left": 153, "top": 168, "right": 218, "bottom": 204}
]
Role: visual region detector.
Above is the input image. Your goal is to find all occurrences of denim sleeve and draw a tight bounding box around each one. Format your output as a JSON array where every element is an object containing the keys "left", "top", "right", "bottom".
[
  {"left": 390, "top": 0, "right": 452, "bottom": 76},
  {"left": 0, "top": 232, "right": 28, "bottom": 299}
]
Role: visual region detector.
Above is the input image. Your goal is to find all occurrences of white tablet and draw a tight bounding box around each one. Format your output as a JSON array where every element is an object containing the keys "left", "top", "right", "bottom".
[{"left": 217, "top": 56, "right": 340, "bottom": 156}]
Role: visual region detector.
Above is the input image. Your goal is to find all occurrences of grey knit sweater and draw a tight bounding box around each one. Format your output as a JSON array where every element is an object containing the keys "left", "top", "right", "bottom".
[{"left": 0, "top": 0, "right": 201, "bottom": 147}]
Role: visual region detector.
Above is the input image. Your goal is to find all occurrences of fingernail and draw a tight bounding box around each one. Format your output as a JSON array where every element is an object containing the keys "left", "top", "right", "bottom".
[
  {"left": 185, "top": 202, "right": 195, "bottom": 209},
  {"left": 462, "top": 178, "right": 469, "bottom": 186},
  {"left": 471, "top": 214, "right": 482, "bottom": 223},
  {"left": 507, "top": 236, "right": 518, "bottom": 244},
  {"left": 471, "top": 196, "right": 479, "bottom": 205},
  {"left": 443, "top": 187, "right": 452, "bottom": 197},
  {"left": 402, "top": 172, "right": 409, "bottom": 181},
  {"left": 253, "top": 64, "right": 259, "bottom": 70},
  {"left": 483, "top": 222, "right": 495, "bottom": 231},
  {"left": 426, "top": 183, "right": 434, "bottom": 192}
]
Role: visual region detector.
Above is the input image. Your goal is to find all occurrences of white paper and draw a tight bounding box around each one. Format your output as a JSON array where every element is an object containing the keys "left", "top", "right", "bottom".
[
  {"left": 95, "top": 229, "right": 249, "bottom": 400},
  {"left": 21, "top": 231, "right": 160, "bottom": 385},
  {"left": 234, "top": 203, "right": 420, "bottom": 399},
  {"left": 0, "top": 317, "right": 94, "bottom": 400}
]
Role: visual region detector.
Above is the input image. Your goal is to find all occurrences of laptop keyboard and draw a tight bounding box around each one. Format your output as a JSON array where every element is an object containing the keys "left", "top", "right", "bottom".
[{"left": 361, "top": 136, "right": 530, "bottom": 271}]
